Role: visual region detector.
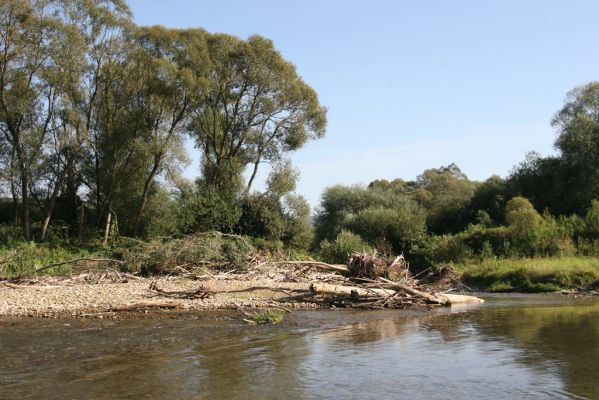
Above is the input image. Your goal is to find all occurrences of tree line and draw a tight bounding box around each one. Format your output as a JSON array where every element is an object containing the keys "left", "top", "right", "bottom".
[
  {"left": 315, "top": 82, "right": 599, "bottom": 264},
  {"left": 2, "top": 1, "right": 599, "bottom": 268},
  {"left": 0, "top": 0, "right": 326, "bottom": 245}
]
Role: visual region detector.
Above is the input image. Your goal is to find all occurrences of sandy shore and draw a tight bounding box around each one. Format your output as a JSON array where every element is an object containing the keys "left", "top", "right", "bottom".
[{"left": 0, "top": 272, "right": 326, "bottom": 318}]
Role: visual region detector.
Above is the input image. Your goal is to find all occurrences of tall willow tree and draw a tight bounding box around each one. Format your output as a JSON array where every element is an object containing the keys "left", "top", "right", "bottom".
[
  {"left": 128, "top": 26, "right": 197, "bottom": 236},
  {"left": 0, "top": 0, "right": 68, "bottom": 240},
  {"left": 188, "top": 34, "right": 327, "bottom": 198}
]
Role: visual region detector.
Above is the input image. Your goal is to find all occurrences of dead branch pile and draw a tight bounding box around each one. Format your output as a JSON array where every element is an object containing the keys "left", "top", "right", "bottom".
[
  {"left": 264, "top": 252, "right": 484, "bottom": 309},
  {"left": 149, "top": 281, "right": 211, "bottom": 299},
  {"left": 346, "top": 252, "right": 413, "bottom": 283},
  {"left": 114, "top": 232, "right": 257, "bottom": 275}
]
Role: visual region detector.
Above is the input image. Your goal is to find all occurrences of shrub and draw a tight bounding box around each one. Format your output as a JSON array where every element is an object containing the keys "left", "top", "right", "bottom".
[
  {"left": 345, "top": 205, "right": 427, "bottom": 255},
  {"left": 426, "top": 234, "right": 472, "bottom": 264},
  {"left": 319, "top": 230, "right": 372, "bottom": 264},
  {"left": 0, "top": 225, "right": 24, "bottom": 247}
]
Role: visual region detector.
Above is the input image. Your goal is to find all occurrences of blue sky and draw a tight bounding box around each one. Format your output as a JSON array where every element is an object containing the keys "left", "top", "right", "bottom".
[{"left": 128, "top": 0, "right": 599, "bottom": 206}]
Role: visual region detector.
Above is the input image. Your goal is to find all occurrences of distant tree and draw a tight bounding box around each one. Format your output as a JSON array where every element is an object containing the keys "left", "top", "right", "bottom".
[
  {"left": 548, "top": 82, "right": 599, "bottom": 213},
  {"left": 314, "top": 184, "right": 427, "bottom": 255},
  {"left": 410, "top": 164, "right": 476, "bottom": 234},
  {"left": 467, "top": 175, "right": 506, "bottom": 225}
]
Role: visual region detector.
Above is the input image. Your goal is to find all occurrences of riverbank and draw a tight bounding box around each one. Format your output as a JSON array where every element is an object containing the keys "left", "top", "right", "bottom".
[
  {"left": 0, "top": 259, "right": 485, "bottom": 318},
  {"left": 456, "top": 256, "right": 599, "bottom": 292},
  {"left": 0, "top": 273, "right": 323, "bottom": 318}
]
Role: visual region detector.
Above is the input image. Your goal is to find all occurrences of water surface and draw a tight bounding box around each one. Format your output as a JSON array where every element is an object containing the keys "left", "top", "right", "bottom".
[{"left": 1, "top": 295, "right": 598, "bottom": 399}]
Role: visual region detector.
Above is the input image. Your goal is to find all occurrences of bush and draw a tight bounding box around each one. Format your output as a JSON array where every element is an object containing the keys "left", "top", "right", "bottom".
[
  {"left": 319, "top": 230, "right": 372, "bottom": 264},
  {"left": 345, "top": 205, "right": 427, "bottom": 255},
  {"left": 0, "top": 225, "right": 23, "bottom": 247},
  {"left": 426, "top": 234, "right": 472, "bottom": 264}
]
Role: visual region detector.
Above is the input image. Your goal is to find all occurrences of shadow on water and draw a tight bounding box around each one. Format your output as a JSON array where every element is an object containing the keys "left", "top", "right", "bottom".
[{"left": 1, "top": 297, "right": 598, "bottom": 399}]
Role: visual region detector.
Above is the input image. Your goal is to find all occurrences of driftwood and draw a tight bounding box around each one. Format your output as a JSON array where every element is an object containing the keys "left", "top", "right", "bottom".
[
  {"left": 346, "top": 253, "right": 410, "bottom": 281},
  {"left": 375, "top": 278, "right": 450, "bottom": 305},
  {"left": 310, "top": 282, "right": 483, "bottom": 307},
  {"left": 34, "top": 258, "right": 125, "bottom": 273},
  {"left": 271, "top": 261, "right": 348, "bottom": 274},
  {"left": 149, "top": 281, "right": 211, "bottom": 299},
  {"left": 439, "top": 293, "right": 485, "bottom": 304},
  {"left": 311, "top": 282, "right": 397, "bottom": 298},
  {"left": 106, "top": 301, "right": 181, "bottom": 312}
]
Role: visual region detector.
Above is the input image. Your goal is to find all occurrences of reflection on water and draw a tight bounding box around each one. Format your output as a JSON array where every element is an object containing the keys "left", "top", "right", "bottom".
[{"left": 1, "top": 297, "right": 598, "bottom": 399}]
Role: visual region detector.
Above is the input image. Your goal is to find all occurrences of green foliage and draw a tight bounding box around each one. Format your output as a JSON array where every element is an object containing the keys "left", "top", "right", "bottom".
[
  {"left": 413, "top": 164, "right": 477, "bottom": 234},
  {"left": 319, "top": 230, "right": 372, "bottom": 264},
  {"left": 0, "top": 242, "right": 91, "bottom": 277},
  {"left": 457, "top": 257, "right": 599, "bottom": 292},
  {"left": 0, "top": 225, "right": 23, "bottom": 247},
  {"left": 238, "top": 194, "right": 286, "bottom": 240},
  {"left": 467, "top": 175, "right": 506, "bottom": 225},
  {"left": 111, "top": 232, "right": 256, "bottom": 274},
  {"left": 426, "top": 234, "right": 472, "bottom": 264},
  {"left": 246, "top": 310, "right": 285, "bottom": 324},
  {"left": 314, "top": 184, "right": 427, "bottom": 257},
  {"left": 177, "top": 185, "right": 241, "bottom": 234},
  {"left": 345, "top": 205, "right": 427, "bottom": 254},
  {"left": 583, "top": 200, "right": 599, "bottom": 239},
  {"left": 280, "top": 194, "right": 313, "bottom": 250}
]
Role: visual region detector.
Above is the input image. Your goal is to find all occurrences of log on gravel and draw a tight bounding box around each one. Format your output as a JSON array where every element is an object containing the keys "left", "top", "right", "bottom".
[
  {"left": 106, "top": 301, "right": 182, "bottom": 312},
  {"left": 377, "top": 281, "right": 450, "bottom": 305},
  {"left": 274, "top": 261, "right": 348, "bottom": 274},
  {"left": 310, "top": 282, "right": 397, "bottom": 298},
  {"left": 309, "top": 282, "right": 483, "bottom": 306},
  {"left": 440, "top": 293, "right": 485, "bottom": 304}
]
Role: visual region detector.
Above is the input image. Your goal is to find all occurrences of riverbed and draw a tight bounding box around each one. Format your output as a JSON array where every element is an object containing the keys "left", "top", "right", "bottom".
[{"left": 1, "top": 294, "right": 598, "bottom": 399}]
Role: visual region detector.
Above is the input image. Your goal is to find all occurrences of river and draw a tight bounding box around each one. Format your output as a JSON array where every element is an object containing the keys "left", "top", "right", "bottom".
[{"left": 1, "top": 294, "right": 598, "bottom": 399}]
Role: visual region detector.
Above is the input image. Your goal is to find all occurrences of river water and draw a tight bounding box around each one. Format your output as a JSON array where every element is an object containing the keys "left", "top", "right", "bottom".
[{"left": 1, "top": 295, "right": 598, "bottom": 399}]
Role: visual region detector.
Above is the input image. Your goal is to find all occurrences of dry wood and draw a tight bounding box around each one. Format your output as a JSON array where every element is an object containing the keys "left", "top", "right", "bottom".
[
  {"left": 376, "top": 279, "right": 450, "bottom": 305},
  {"left": 106, "top": 301, "right": 182, "bottom": 312},
  {"left": 440, "top": 293, "right": 485, "bottom": 304},
  {"left": 149, "top": 281, "right": 211, "bottom": 299},
  {"left": 271, "top": 261, "right": 348, "bottom": 274},
  {"left": 310, "top": 282, "right": 397, "bottom": 298},
  {"left": 0, "top": 281, "right": 61, "bottom": 289},
  {"left": 1, "top": 282, "right": 32, "bottom": 289},
  {"left": 33, "top": 258, "right": 125, "bottom": 273}
]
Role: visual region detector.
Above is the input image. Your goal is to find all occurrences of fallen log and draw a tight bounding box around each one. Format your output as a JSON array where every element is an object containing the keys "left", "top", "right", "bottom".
[
  {"left": 106, "top": 301, "right": 182, "bottom": 312},
  {"left": 309, "top": 282, "right": 483, "bottom": 306},
  {"left": 310, "top": 282, "right": 397, "bottom": 298},
  {"left": 311, "top": 281, "right": 447, "bottom": 304},
  {"left": 34, "top": 258, "right": 125, "bottom": 273},
  {"left": 272, "top": 261, "right": 348, "bottom": 274},
  {"left": 440, "top": 293, "right": 485, "bottom": 304},
  {"left": 149, "top": 281, "right": 211, "bottom": 299},
  {"left": 376, "top": 280, "right": 450, "bottom": 305}
]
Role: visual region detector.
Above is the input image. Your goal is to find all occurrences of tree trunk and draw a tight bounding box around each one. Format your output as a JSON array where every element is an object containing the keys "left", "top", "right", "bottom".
[
  {"left": 10, "top": 178, "right": 19, "bottom": 227},
  {"left": 20, "top": 170, "right": 30, "bottom": 241},
  {"left": 65, "top": 155, "right": 78, "bottom": 231},
  {"left": 246, "top": 161, "right": 259, "bottom": 193},
  {"left": 77, "top": 205, "right": 84, "bottom": 240},
  {"left": 102, "top": 201, "right": 112, "bottom": 246},
  {"left": 133, "top": 162, "right": 160, "bottom": 237},
  {"left": 40, "top": 169, "right": 65, "bottom": 241}
]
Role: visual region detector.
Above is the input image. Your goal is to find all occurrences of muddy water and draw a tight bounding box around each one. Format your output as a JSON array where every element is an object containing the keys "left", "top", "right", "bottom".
[{"left": 1, "top": 295, "right": 599, "bottom": 399}]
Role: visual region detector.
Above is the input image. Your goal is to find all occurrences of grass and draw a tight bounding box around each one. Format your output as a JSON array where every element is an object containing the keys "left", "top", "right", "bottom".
[
  {"left": 0, "top": 242, "right": 94, "bottom": 277},
  {"left": 456, "top": 256, "right": 599, "bottom": 292},
  {"left": 0, "top": 232, "right": 258, "bottom": 278},
  {"left": 245, "top": 310, "right": 286, "bottom": 324}
]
